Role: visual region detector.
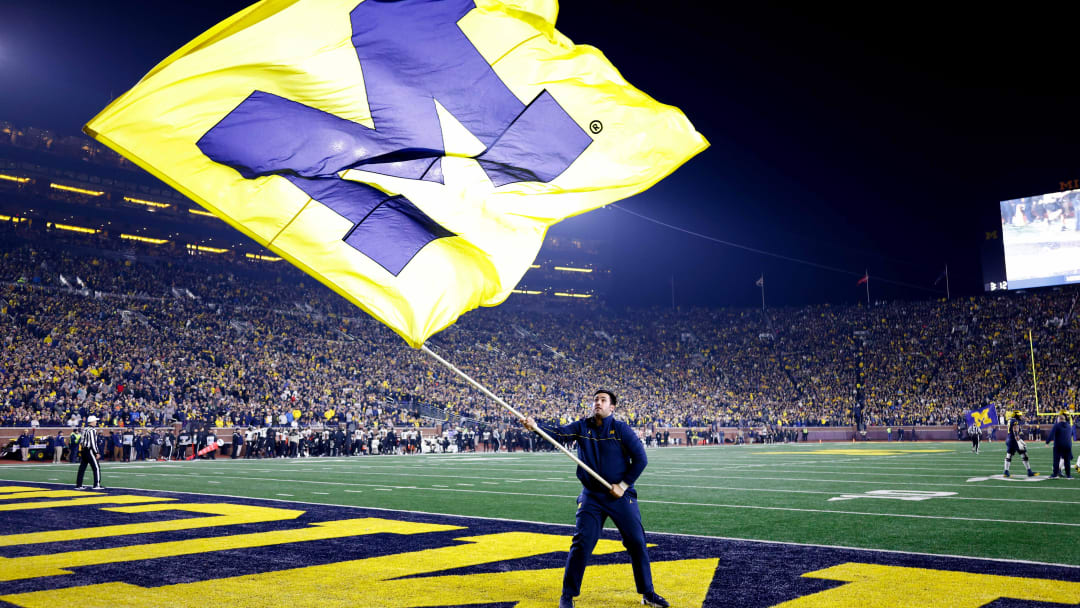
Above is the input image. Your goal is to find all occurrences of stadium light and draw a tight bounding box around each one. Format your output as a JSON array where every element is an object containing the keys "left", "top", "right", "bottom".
[
  {"left": 529, "top": 264, "right": 541, "bottom": 269},
  {"left": 186, "top": 244, "right": 228, "bottom": 254},
  {"left": 121, "top": 233, "right": 169, "bottom": 245},
  {"left": 246, "top": 253, "right": 283, "bottom": 262},
  {"left": 554, "top": 292, "right": 592, "bottom": 298},
  {"left": 553, "top": 266, "right": 592, "bottom": 273},
  {"left": 0, "top": 214, "right": 27, "bottom": 223},
  {"left": 123, "top": 196, "right": 171, "bottom": 209},
  {"left": 188, "top": 208, "right": 216, "bottom": 217},
  {"left": 50, "top": 183, "right": 104, "bottom": 196},
  {"left": 0, "top": 173, "right": 30, "bottom": 183},
  {"left": 47, "top": 222, "right": 99, "bottom": 234},
  {"left": 512, "top": 289, "right": 543, "bottom": 295}
]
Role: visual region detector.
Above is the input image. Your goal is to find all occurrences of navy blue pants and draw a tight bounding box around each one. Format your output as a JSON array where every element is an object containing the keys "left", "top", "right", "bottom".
[
  {"left": 1052, "top": 445, "right": 1073, "bottom": 477},
  {"left": 563, "top": 488, "right": 653, "bottom": 598}
]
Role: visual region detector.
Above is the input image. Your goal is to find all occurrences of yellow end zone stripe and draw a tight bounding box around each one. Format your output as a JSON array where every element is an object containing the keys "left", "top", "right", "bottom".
[
  {"left": 0, "top": 496, "right": 173, "bottom": 511},
  {"left": 0, "top": 517, "right": 463, "bottom": 582},
  {"left": 0, "top": 490, "right": 108, "bottom": 501},
  {"left": 0, "top": 503, "right": 304, "bottom": 547},
  {"left": 786, "top": 562, "right": 1080, "bottom": 607},
  {"left": 0, "top": 532, "right": 689, "bottom": 608}
]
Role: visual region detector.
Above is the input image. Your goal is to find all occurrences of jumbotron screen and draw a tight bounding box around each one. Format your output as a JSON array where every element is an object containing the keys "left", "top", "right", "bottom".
[{"left": 996, "top": 188, "right": 1080, "bottom": 290}]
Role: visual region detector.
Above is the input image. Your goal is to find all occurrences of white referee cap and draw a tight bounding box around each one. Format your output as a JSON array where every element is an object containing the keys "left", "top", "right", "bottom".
[{"left": 86, "top": 416, "right": 99, "bottom": 424}]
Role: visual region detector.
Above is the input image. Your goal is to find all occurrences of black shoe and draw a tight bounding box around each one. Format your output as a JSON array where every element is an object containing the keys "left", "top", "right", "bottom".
[
  {"left": 559, "top": 595, "right": 574, "bottom": 608},
  {"left": 643, "top": 591, "right": 670, "bottom": 608}
]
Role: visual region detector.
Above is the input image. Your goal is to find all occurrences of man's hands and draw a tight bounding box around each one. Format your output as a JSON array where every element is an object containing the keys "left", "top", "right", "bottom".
[{"left": 521, "top": 416, "right": 537, "bottom": 432}]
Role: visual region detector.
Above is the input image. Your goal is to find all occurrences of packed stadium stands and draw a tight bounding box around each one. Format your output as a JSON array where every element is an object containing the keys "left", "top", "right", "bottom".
[
  {"left": 2, "top": 220, "right": 1075, "bottom": 440},
  {"left": 2, "top": 120, "right": 1077, "bottom": 442}
]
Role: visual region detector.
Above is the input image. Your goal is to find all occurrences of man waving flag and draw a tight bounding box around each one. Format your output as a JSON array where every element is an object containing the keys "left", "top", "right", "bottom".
[{"left": 85, "top": 0, "right": 707, "bottom": 348}]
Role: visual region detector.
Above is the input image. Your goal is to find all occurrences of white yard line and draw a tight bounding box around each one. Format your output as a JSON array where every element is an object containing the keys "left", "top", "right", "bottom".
[
  {"left": 42, "top": 471, "right": 1079, "bottom": 524},
  {"left": 109, "top": 464, "right": 1080, "bottom": 493},
  {"left": 177, "top": 458, "right": 1001, "bottom": 481},
  {"left": 0, "top": 445, "right": 972, "bottom": 472},
  {"left": 18, "top": 459, "right": 1080, "bottom": 493}
]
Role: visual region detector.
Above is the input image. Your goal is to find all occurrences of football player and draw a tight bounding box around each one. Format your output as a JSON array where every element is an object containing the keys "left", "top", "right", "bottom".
[{"left": 1004, "top": 411, "right": 1035, "bottom": 478}]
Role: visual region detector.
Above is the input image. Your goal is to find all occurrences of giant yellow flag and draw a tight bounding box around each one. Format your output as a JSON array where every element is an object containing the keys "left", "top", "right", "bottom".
[{"left": 85, "top": 0, "right": 707, "bottom": 347}]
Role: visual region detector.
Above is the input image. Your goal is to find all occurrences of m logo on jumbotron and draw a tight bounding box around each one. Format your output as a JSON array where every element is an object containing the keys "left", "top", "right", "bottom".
[{"left": 198, "top": 0, "right": 592, "bottom": 276}]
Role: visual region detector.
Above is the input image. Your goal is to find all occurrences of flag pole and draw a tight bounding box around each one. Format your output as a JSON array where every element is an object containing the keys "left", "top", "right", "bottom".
[
  {"left": 945, "top": 264, "right": 950, "bottom": 300},
  {"left": 420, "top": 344, "right": 613, "bottom": 490},
  {"left": 865, "top": 269, "right": 870, "bottom": 306},
  {"left": 1029, "top": 329, "right": 1041, "bottom": 415},
  {"left": 760, "top": 274, "right": 766, "bottom": 311}
]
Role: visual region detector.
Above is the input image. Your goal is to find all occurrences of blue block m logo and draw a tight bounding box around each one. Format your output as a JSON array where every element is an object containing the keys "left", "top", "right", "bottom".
[{"left": 197, "top": 0, "right": 592, "bottom": 275}]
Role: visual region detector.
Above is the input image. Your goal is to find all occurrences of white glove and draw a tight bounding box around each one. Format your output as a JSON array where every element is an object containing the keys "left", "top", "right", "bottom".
[{"left": 1017, "top": 438, "right": 1026, "bottom": 451}]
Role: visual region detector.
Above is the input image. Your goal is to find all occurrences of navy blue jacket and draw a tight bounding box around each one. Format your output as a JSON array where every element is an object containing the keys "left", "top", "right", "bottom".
[
  {"left": 538, "top": 415, "right": 647, "bottom": 494},
  {"left": 1047, "top": 421, "right": 1074, "bottom": 448}
]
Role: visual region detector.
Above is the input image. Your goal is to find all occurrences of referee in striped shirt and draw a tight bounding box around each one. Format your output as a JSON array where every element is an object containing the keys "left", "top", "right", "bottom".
[{"left": 74, "top": 416, "right": 104, "bottom": 490}]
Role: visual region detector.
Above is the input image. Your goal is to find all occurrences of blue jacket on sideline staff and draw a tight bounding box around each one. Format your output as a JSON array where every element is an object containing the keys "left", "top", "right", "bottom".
[{"left": 537, "top": 414, "right": 647, "bottom": 494}]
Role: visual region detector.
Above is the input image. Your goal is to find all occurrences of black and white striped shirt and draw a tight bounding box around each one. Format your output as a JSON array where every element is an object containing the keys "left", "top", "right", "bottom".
[{"left": 81, "top": 426, "right": 99, "bottom": 455}]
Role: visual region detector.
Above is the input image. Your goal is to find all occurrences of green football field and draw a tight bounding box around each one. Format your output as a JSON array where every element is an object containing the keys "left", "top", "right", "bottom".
[{"left": 2, "top": 441, "right": 1077, "bottom": 566}]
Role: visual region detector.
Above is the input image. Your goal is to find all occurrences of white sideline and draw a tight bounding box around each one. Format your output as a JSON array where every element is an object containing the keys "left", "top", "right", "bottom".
[
  {"left": 17, "top": 470, "right": 1080, "bottom": 525},
  {"left": 7, "top": 457, "right": 1080, "bottom": 492}
]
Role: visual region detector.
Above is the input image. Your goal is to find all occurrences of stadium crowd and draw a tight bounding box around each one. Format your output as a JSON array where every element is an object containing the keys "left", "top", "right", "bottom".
[{"left": 1, "top": 226, "right": 1077, "bottom": 444}]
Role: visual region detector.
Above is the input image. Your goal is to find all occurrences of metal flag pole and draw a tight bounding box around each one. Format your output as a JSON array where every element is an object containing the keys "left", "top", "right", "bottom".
[
  {"left": 945, "top": 264, "right": 950, "bottom": 301},
  {"left": 1029, "top": 329, "right": 1042, "bottom": 416},
  {"left": 420, "top": 344, "right": 613, "bottom": 490},
  {"left": 759, "top": 274, "right": 765, "bottom": 311},
  {"left": 865, "top": 269, "right": 870, "bottom": 306}
]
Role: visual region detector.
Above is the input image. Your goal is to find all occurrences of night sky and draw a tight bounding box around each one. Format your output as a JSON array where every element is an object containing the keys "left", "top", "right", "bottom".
[{"left": 1, "top": 1, "right": 1076, "bottom": 308}]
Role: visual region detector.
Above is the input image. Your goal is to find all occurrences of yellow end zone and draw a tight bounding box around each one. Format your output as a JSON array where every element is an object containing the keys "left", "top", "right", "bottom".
[
  {"left": 778, "top": 562, "right": 1080, "bottom": 607},
  {"left": 0, "top": 485, "right": 714, "bottom": 607},
  {"left": 0, "top": 484, "right": 1076, "bottom": 607}
]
